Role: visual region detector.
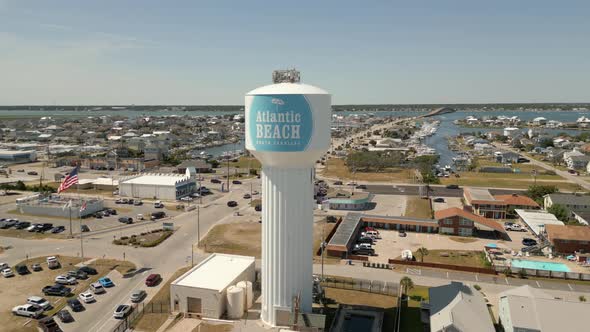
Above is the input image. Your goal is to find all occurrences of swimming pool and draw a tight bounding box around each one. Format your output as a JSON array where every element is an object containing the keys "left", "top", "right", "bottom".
[{"left": 511, "top": 259, "right": 570, "bottom": 272}]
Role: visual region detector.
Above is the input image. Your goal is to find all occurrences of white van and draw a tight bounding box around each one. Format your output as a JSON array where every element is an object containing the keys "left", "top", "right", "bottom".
[
  {"left": 46, "top": 256, "right": 60, "bottom": 269},
  {"left": 362, "top": 231, "right": 381, "bottom": 239}
]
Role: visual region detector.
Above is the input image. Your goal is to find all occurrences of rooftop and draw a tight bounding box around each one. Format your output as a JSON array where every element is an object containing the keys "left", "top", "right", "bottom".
[
  {"left": 464, "top": 187, "right": 504, "bottom": 205},
  {"left": 171, "top": 254, "right": 255, "bottom": 292},
  {"left": 545, "top": 224, "right": 590, "bottom": 241},
  {"left": 435, "top": 207, "right": 506, "bottom": 233},
  {"left": 494, "top": 194, "right": 540, "bottom": 207},
  {"left": 121, "top": 173, "right": 192, "bottom": 186},
  {"left": 545, "top": 193, "right": 590, "bottom": 206},
  {"left": 515, "top": 209, "right": 564, "bottom": 236}
]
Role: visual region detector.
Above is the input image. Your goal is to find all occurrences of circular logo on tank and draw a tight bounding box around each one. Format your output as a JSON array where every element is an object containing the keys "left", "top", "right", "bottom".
[{"left": 247, "top": 94, "right": 313, "bottom": 152}]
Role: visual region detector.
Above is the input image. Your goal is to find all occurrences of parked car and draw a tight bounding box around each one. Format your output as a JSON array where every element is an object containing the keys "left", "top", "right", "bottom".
[
  {"left": 47, "top": 256, "right": 60, "bottom": 269},
  {"left": 90, "top": 282, "right": 106, "bottom": 294},
  {"left": 78, "top": 266, "right": 97, "bottom": 275},
  {"left": 12, "top": 304, "right": 43, "bottom": 318},
  {"left": 130, "top": 290, "right": 147, "bottom": 303},
  {"left": 113, "top": 304, "right": 132, "bottom": 319},
  {"left": 37, "top": 223, "right": 53, "bottom": 233},
  {"left": 107, "top": 208, "right": 118, "bottom": 215},
  {"left": 118, "top": 217, "right": 133, "bottom": 224},
  {"left": 99, "top": 277, "right": 114, "bottom": 287},
  {"left": 133, "top": 200, "right": 143, "bottom": 206},
  {"left": 55, "top": 275, "right": 77, "bottom": 285},
  {"left": 361, "top": 231, "right": 381, "bottom": 239},
  {"left": 522, "top": 238, "right": 538, "bottom": 246},
  {"left": 27, "top": 171, "right": 38, "bottom": 176},
  {"left": 399, "top": 230, "right": 407, "bottom": 237},
  {"left": 67, "top": 299, "right": 84, "bottom": 312},
  {"left": 2, "top": 268, "right": 14, "bottom": 277},
  {"left": 145, "top": 273, "right": 162, "bottom": 287},
  {"left": 42, "top": 284, "right": 71, "bottom": 296},
  {"left": 27, "top": 296, "right": 51, "bottom": 310},
  {"left": 504, "top": 222, "right": 515, "bottom": 229},
  {"left": 80, "top": 225, "right": 90, "bottom": 232},
  {"left": 121, "top": 198, "right": 129, "bottom": 204},
  {"left": 102, "top": 210, "right": 111, "bottom": 217},
  {"left": 232, "top": 180, "right": 242, "bottom": 185},
  {"left": 433, "top": 197, "right": 445, "bottom": 203},
  {"left": 0, "top": 262, "right": 8, "bottom": 270},
  {"left": 255, "top": 204, "right": 262, "bottom": 212},
  {"left": 15, "top": 221, "right": 31, "bottom": 229},
  {"left": 508, "top": 224, "right": 526, "bottom": 232},
  {"left": 67, "top": 270, "right": 88, "bottom": 280},
  {"left": 154, "top": 201, "right": 164, "bottom": 208},
  {"left": 51, "top": 226, "right": 65, "bottom": 234},
  {"left": 78, "top": 291, "right": 96, "bottom": 304},
  {"left": 57, "top": 309, "right": 74, "bottom": 323},
  {"left": 243, "top": 193, "right": 251, "bottom": 199},
  {"left": 333, "top": 181, "right": 343, "bottom": 185},
  {"left": 1, "top": 219, "right": 17, "bottom": 228},
  {"left": 127, "top": 199, "right": 135, "bottom": 205},
  {"left": 15, "top": 264, "right": 30, "bottom": 275},
  {"left": 357, "top": 236, "right": 374, "bottom": 244},
  {"left": 446, "top": 184, "right": 460, "bottom": 189},
  {"left": 180, "top": 196, "right": 193, "bottom": 202},
  {"left": 351, "top": 247, "right": 375, "bottom": 256},
  {"left": 356, "top": 184, "right": 367, "bottom": 190},
  {"left": 115, "top": 199, "right": 123, "bottom": 204},
  {"left": 38, "top": 316, "right": 60, "bottom": 332},
  {"left": 17, "top": 169, "right": 24, "bottom": 172},
  {"left": 227, "top": 201, "right": 238, "bottom": 207},
  {"left": 26, "top": 224, "right": 38, "bottom": 232},
  {"left": 150, "top": 211, "right": 166, "bottom": 220},
  {"left": 31, "top": 263, "right": 42, "bottom": 272},
  {"left": 211, "top": 178, "right": 221, "bottom": 183},
  {"left": 94, "top": 213, "right": 103, "bottom": 219},
  {"left": 354, "top": 243, "right": 372, "bottom": 250}
]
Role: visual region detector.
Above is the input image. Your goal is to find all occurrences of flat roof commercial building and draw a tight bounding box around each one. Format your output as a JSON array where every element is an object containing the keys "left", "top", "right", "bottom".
[
  {"left": 0, "top": 149, "right": 37, "bottom": 163},
  {"left": 324, "top": 191, "right": 373, "bottom": 211},
  {"left": 170, "top": 254, "right": 255, "bottom": 318},
  {"left": 515, "top": 209, "right": 564, "bottom": 236},
  {"left": 499, "top": 285, "right": 590, "bottom": 332},
  {"left": 119, "top": 173, "right": 195, "bottom": 200}
]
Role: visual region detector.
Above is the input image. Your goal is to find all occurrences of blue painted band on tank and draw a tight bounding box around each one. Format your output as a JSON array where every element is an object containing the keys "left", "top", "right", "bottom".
[{"left": 247, "top": 94, "right": 313, "bottom": 152}]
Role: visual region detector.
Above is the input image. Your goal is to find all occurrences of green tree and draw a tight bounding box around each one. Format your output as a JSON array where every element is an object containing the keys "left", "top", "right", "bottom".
[
  {"left": 416, "top": 247, "right": 429, "bottom": 263},
  {"left": 548, "top": 204, "right": 569, "bottom": 222},
  {"left": 369, "top": 139, "right": 377, "bottom": 146},
  {"left": 400, "top": 276, "right": 414, "bottom": 296},
  {"left": 525, "top": 185, "right": 558, "bottom": 205}
]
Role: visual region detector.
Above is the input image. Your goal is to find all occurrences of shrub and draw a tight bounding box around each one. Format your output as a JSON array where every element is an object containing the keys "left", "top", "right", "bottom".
[
  {"left": 518, "top": 269, "right": 527, "bottom": 279},
  {"left": 113, "top": 240, "right": 122, "bottom": 245},
  {"left": 580, "top": 295, "right": 587, "bottom": 302},
  {"left": 141, "top": 231, "right": 173, "bottom": 247},
  {"left": 473, "top": 284, "right": 482, "bottom": 291},
  {"left": 120, "top": 236, "right": 129, "bottom": 240}
]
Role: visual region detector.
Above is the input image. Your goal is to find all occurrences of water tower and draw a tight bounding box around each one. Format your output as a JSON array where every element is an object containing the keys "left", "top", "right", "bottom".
[{"left": 245, "top": 70, "right": 331, "bottom": 326}]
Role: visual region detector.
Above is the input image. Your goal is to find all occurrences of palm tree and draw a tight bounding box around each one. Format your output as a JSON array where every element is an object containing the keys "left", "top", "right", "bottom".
[
  {"left": 416, "top": 247, "right": 429, "bottom": 263},
  {"left": 400, "top": 276, "right": 414, "bottom": 296}
]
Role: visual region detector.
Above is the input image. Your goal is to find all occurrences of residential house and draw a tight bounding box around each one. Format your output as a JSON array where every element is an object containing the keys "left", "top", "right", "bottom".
[
  {"left": 434, "top": 207, "right": 507, "bottom": 238},
  {"left": 493, "top": 194, "right": 540, "bottom": 214},
  {"left": 425, "top": 282, "right": 495, "bottom": 332},
  {"left": 176, "top": 160, "right": 213, "bottom": 174},
  {"left": 499, "top": 285, "right": 589, "bottom": 332},
  {"left": 496, "top": 151, "right": 520, "bottom": 164},
  {"left": 567, "top": 155, "right": 590, "bottom": 170},
  {"left": 544, "top": 193, "right": 590, "bottom": 213}
]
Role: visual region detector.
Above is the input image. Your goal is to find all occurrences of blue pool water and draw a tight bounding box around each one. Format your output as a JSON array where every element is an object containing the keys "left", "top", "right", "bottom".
[{"left": 511, "top": 259, "right": 571, "bottom": 272}]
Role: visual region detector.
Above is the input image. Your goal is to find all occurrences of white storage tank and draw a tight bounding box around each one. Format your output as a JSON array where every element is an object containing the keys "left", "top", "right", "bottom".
[
  {"left": 226, "top": 286, "right": 244, "bottom": 319},
  {"left": 236, "top": 280, "right": 253, "bottom": 309},
  {"left": 246, "top": 70, "right": 331, "bottom": 327}
]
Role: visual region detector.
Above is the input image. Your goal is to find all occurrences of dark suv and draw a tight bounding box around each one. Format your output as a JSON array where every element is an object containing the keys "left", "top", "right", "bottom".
[
  {"left": 118, "top": 217, "right": 133, "bottom": 224},
  {"left": 43, "top": 284, "right": 71, "bottom": 296}
]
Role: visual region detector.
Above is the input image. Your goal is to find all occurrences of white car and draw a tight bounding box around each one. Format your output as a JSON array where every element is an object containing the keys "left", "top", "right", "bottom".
[
  {"left": 26, "top": 224, "right": 37, "bottom": 231},
  {"left": 90, "top": 282, "right": 106, "bottom": 294},
  {"left": 113, "top": 304, "right": 132, "bottom": 318},
  {"left": 55, "top": 275, "right": 77, "bottom": 285},
  {"left": 1, "top": 268, "right": 14, "bottom": 277},
  {"left": 27, "top": 296, "right": 51, "bottom": 310},
  {"left": 79, "top": 291, "right": 96, "bottom": 303},
  {"left": 12, "top": 304, "right": 43, "bottom": 318},
  {"left": 0, "top": 262, "right": 8, "bottom": 270}
]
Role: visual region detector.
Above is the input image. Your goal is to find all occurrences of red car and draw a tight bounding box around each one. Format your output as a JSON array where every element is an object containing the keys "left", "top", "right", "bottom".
[
  {"left": 145, "top": 274, "right": 162, "bottom": 287},
  {"left": 364, "top": 226, "right": 379, "bottom": 234}
]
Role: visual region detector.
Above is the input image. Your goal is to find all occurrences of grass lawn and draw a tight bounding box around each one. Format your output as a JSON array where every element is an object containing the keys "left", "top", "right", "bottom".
[
  {"left": 132, "top": 266, "right": 191, "bottom": 332},
  {"left": 1, "top": 256, "right": 135, "bottom": 332},
  {"left": 199, "top": 222, "right": 262, "bottom": 258},
  {"left": 113, "top": 230, "right": 173, "bottom": 247},
  {"left": 440, "top": 173, "right": 580, "bottom": 191},
  {"left": 411, "top": 249, "right": 490, "bottom": 269},
  {"left": 323, "top": 287, "right": 397, "bottom": 331},
  {"left": 249, "top": 198, "right": 261, "bottom": 207},
  {"left": 321, "top": 158, "right": 415, "bottom": 182},
  {"left": 0, "top": 228, "right": 66, "bottom": 240},
  {"left": 399, "top": 285, "right": 429, "bottom": 332},
  {"left": 229, "top": 156, "right": 261, "bottom": 170},
  {"left": 404, "top": 197, "right": 433, "bottom": 219}
]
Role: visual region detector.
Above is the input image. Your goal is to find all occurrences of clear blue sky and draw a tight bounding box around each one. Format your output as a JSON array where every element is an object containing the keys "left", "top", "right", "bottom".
[{"left": 1, "top": 0, "right": 589, "bottom": 105}]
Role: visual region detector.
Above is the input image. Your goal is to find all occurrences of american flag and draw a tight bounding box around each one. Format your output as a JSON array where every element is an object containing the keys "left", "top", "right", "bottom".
[
  {"left": 57, "top": 166, "right": 79, "bottom": 193},
  {"left": 79, "top": 201, "right": 87, "bottom": 213}
]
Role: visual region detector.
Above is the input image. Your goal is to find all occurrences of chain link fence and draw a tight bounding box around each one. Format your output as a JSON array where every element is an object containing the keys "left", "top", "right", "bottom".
[
  {"left": 112, "top": 302, "right": 171, "bottom": 332},
  {"left": 320, "top": 276, "right": 398, "bottom": 297}
]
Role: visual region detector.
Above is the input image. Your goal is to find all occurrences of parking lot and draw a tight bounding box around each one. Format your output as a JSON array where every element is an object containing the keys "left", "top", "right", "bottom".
[
  {"left": 0, "top": 255, "right": 135, "bottom": 332},
  {"left": 361, "top": 222, "right": 535, "bottom": 264}
]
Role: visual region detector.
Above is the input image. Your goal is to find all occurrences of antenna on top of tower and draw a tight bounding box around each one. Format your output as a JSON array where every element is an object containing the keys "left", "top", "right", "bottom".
[{"left": 272, "top": 69, "right": 300, "bottom": 83}]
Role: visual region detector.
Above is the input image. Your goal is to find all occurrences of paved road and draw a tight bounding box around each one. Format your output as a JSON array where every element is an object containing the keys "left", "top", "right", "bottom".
[
  {"left": 0, "top": 177, "right": 261, "bottom": 332},
  {"left": 364, "top": 184, "right": 525, "bottom": 197},
  {"left": 493, "top": 143, "right": 590, "bottom": 191}
]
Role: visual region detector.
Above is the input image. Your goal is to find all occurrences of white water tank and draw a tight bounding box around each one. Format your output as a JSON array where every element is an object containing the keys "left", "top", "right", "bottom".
[
  {"left": 246, "top": 78, "right": 331, "bottom": 327},
  {"left": 226, "top": 286, "right": 244, "bottom": 319},
  {"left": 236, "top": 280, "right": 253, "bottom": 309}
]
